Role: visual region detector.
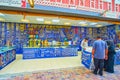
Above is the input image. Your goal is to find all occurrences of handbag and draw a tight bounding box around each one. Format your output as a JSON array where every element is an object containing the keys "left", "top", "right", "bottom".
[{"left": 89, "top": 59, "right": 95, "bottom": 70}]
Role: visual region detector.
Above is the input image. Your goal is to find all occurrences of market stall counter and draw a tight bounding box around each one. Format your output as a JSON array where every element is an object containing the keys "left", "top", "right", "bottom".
[
  {"left": 0, "top": 47, "right": 16, "bottom": 70},
  {"left": 81, "top": 47, "right": 120, "bottom": 69},
  {"left": 23, "top": 47, "right": 78, "bottom": 59},
  {"left": 114, "top": 49, "right": 120, "bottom": 65}
]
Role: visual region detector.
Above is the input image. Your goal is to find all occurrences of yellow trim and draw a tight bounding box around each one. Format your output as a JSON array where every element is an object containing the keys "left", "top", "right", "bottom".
[{"left": 0, "top": 10, "right": 120, "bottom": 24}]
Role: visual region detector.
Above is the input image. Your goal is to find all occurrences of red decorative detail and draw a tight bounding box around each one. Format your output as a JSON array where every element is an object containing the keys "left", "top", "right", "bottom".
[
  {"left": 50, "top": 0, "right": 56, "bottom": 2},
  {"left": 85, "top": 0, "right": 90, "bottom": 7},
  {"left": 22, "top": 0, "right": 26, "bottom": 8},
  {"left": 103, "top": 2, "right": 108, "bottom": 10},
  {"left": 112, "top": 0, "right": 115, "bottom": 11},
  {"left": 70, "top": 0, "right": 74, "bottom": 5},
  {"left": 32, "top": 0, "right": 120, "bottom": 13},
  {"left": 95, "top": 0, "right": 98, "bottom": 9},
  {"left": 119, "top": 5, "right": 120, "bottom": 12},
  {"left": 75, "top": 27, "right": 78, "bottom": 34},
  {"left": 62, "top": 0, "right": 69, "bottom": 4}
]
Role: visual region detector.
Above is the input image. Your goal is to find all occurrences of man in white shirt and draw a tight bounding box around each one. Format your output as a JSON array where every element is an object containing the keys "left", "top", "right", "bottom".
[{"left": 81, "top": 38, "right": 88, "bottom": 50}]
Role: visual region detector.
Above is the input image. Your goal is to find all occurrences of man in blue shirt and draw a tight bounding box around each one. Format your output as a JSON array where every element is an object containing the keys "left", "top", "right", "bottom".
[{"left": 92, "top": 36, "right": 108, "bottom": 76}]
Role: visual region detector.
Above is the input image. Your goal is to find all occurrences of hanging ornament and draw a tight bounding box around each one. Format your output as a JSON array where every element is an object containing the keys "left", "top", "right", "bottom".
[{"left": 28, "top": 0, "right": 34, "bottom": 8}]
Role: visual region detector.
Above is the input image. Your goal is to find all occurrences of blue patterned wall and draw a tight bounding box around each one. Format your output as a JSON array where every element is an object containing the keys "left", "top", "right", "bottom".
[{"left": 0, "top": 22, "right": 119, "bottom": 53}]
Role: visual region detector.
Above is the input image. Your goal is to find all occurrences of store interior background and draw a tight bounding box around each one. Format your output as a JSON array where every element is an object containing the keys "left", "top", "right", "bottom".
[
  {"left": 1, "top": 1, "right": 120, "bottom": 80},
  {"left": 0, "top": 13, "right": 120, "bottom": 53},
  {"left": 0, "top": 12, "right": 120, "bottom": 75}
]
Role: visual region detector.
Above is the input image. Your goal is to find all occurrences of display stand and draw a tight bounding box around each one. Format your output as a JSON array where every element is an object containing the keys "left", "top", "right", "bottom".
[
  {"left": 114, "top": 50, "right": 120, "bottom": 65},
  {"left": 81, "top": 47, "right": 120, "bottom": 69},
  {"left": 0, "top": 47, "right": 16, "bottom": 70},
  {"left": 23, "top": 47, "right": 78, "bottom": 59},
  {"left": 81, "top": 49, "right": 92, "bottom": 69}
]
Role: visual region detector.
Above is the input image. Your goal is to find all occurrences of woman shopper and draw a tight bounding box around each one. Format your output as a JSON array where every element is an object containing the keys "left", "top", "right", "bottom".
[{"left": 104, "top": 40, "right": 116, "bottom": 73}]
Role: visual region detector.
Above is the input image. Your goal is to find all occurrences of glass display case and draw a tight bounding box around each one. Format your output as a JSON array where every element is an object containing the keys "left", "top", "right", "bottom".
[
  {"left": 22, "top": 25, "right": 78, "bottom": 59},
  {"left": 0, "top": 47, "right": 16, "bottom": 70}
]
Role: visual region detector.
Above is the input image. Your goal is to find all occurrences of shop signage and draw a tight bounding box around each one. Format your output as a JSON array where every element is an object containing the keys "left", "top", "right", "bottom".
[
  {"left": 0, "top": 0, "right": 26, "bottom": 8},
  {"left": 27, "top": 0, "right": 120, "bottom": 13},
  {"left": 105, "top": 11, "right": 117, "bottom": 18}
]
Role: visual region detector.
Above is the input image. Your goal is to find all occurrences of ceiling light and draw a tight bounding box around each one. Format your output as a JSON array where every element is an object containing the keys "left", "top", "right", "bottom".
[
  {"left": 44, "top": 21, "right": 51, "bottom": 24},
  {"left": 64, "top": 22, "right": 70, "bottom": 25},
  {"left": 52, "top": 19, "right": 60, "bottom": 22},
  {"left": 21, "top": 19, "right": 29, "bottom": 23},
  {"left": 90, "top": 23, "right": 97, "bottom": 25},
  {"left": 0, "top": 13, "right": 5, "bottom": 16},
  {"left": 0, "top": 18, "right": 5, "bottom": 21},
  {"left": 36, "top": 18, "right": 44, "bottom": 21},
  {"left": 96, "top": 24, "right": 102, "bottom": 27},
  {"left": 80, "top": 24, "right": 88, "bottom": 26},
  {"left": 79, "top": 21, "right": 86, "bottom": 24}
]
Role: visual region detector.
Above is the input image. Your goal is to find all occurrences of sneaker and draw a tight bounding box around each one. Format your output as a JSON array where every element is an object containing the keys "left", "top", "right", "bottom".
[
  {"left": 106, "top": 71, "right": 114, "bottom": 73},
  {"left": 99, "top": 73, "right": 103, "bottom": 76},
  {"left": 93, "top": 71, "right": 97, "bottom": 75}
]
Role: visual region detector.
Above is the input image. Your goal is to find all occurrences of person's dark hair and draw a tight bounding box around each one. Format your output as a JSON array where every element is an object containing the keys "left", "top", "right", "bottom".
[
  {"left": 106, "top": 41, "right": 111, "bottom": 46},
  {"left": 96, "top": 36, "right": 101, "bottom": 39},
  {"left": 116, "top": 44, "right": 119, "bottom": 48},
  {"left": 85, "top": 37, "right": 88, "bottom": 40},
  {"left": 106, "top": 40, "right": 114, "bottom": 47}
]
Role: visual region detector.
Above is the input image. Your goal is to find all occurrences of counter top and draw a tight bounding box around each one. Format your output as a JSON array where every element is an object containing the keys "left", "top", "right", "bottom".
[
  {"left": 85, "top": 47, "right": 92, "bottom": 52},
  {"left": 23, "top": 46, "right": 77, "bottom": 49},
  {"left": 0, "top": 47, "right": 15, "bottom": 54},
  {"left": 84, "top": 47, "right": 120, "bottom": 53}
]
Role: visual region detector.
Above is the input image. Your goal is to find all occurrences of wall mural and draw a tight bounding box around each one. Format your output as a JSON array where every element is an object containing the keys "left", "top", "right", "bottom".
[{"left": 115, "top": 25, "right": 120, "bottom": 48}]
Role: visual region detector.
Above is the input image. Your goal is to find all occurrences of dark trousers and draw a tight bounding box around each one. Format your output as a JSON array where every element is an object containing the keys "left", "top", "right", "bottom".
[{"left": 94, "top": 58, "right": 104, "bottom": 75}]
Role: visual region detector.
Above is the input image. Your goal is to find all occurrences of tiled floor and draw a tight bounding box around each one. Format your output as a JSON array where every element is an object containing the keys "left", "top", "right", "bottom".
[
  {"left": 0, "top": 65, "right": 120, "bottom": 80},
  {"left": 0, "top": 52, "right": 82, "bottom": 75},
  {"left": 1, "top": 52, "right": 120, "bottom": 80}
]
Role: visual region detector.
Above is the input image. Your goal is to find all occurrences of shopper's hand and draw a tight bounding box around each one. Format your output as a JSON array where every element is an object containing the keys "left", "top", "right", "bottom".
[
  {"left": 92, "top": 55, "right": 94, "bottom": 58},
  {"left": 105, "top": 55, "right": 108, "bottom": 60}
]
